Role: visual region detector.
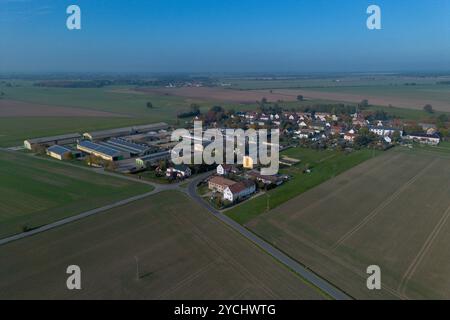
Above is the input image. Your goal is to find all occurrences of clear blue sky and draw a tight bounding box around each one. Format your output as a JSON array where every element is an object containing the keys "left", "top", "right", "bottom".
[{"left": 1, "top": 0, "right": 449, "bottom": 73}]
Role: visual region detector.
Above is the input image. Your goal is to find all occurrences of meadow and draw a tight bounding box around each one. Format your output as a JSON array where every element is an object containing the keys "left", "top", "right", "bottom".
[
  {"left": 247, "top": 149, "right": 450, "bottom": 299},
  {"left": 226, "top": 147, "right": 380, "bottom": 224},
  {"left": 0, "top": 150, "right": 152, "bottom": 238},
  {"left": 0, "top": 191, "right": 325, "bottom": 299}
]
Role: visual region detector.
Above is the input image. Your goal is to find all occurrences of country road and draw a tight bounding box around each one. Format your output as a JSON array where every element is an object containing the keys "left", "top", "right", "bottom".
[
  {"left": 0, "top": 148, "right": 350, "bottom": 299},
  {"left": 185, "top": 174, "right": 352, "bottom": 300}
]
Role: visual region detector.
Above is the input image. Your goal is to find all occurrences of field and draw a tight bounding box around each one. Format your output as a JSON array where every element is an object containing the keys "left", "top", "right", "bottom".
[
  {"left": 0, "top": 150, "right": 152, "bottom": 238},
  {"left": 0, "top": 191, "right": 325, "bottom": 299},
  {"left": 138, "top": 86, "right": 302, "bottom": 103},
  {"left": 1, "top": 79, "right": 448, "bottom": 147},
  {"left": 246, "top": 149, "right": 450, "bottom": 299},
  {"left": 226, "top": 147, "right": 381, "bottom": 224},
  {"left": 0, "top": 82, "right": 257, "bottom": 147},
  {"left": 271, "top": 85, "right": 450, "bottom": 112},
  {"left": 0, "top": 99, "right": 129, "bottom": 118},
  {"left": 219, "top": 75, "right": 450, "bottom": 112},
  {"left": 222, "top": 75, "right": 450, "bottom": 90}
]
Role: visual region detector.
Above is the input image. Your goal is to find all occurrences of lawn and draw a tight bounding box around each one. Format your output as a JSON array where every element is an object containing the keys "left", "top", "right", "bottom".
[
  {"left": 0, "top": 150, "right": 153, "bottom": 238},
  {"left": 226, "top": 147, "right": 381, "bottom": 224}
]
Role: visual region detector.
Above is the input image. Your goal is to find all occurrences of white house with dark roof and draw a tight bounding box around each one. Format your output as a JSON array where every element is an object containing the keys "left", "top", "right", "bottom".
[
  {"left": 406, "top": 133, "right": 440, "bottom": 145},
  {"left": 223, "top": 180, "right": 256, "bottom": 202}
]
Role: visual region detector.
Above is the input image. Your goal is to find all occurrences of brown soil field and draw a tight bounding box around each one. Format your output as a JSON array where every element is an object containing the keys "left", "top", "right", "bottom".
[
  {"left": 0, "top": 191, "right": 324, "bottom": 299},
  {"left": 137, "top": 86, "right": 450, "bottom": 111},
  {"left": 272, "top": 89, "right": 450, "bottom": 111},
  {"left": 0, "top": 100, "right": 128, "bottom": 117},
  {"left": 137, "top": 87, "right": 300, "bottom": 103},
  {"left": 247, "top": 149, "right": 450, "bottom": 299}
]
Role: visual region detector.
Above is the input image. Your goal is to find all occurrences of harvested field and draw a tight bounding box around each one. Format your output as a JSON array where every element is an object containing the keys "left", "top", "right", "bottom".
[
  {"left": 247, "top": 149, "right": 450, "bottom": 299},
  {"left": 137, "top": 87, "right": 301, "bottom": 103},
  {"left": 270, "top": 87, "right": 450, "bottom": 112},
  {"left": 0, "top": 100, "right": 129, "bottom": 117},
  {"left": 0, "top": 191, "right": 325, "bottom": 300}
]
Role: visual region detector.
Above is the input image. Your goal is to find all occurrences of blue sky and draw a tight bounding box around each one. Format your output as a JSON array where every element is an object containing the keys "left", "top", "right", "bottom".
[{"left": 1, "top": 0, "right": 449, "bottom": 73}]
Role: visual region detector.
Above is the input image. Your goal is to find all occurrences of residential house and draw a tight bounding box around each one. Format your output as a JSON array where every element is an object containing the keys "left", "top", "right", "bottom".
[
  {"left": 166, "top": 164, "right": 192, "bottom": 178},
  {"left": 223, "top": 180, "right": 256, "bottom": 202},
  {"left": 208, "top": 176, "right": 236, "bottom": 193},
  {"left": 368, "top": 125, "right": 403, "bottom": 137},
  {"left": 216, "top": 164, "right": 239, "bottom": 175}
]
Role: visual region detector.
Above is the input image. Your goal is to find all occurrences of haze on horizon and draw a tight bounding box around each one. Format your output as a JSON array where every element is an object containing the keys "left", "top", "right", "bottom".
[{"left": 1, "top": 0, "right": 450, "bottom": 74}]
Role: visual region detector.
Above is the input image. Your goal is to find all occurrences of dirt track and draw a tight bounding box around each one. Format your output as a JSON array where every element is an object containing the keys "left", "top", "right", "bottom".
[{"left": 0, "top": 100, "right": 128, "bottom": 117}]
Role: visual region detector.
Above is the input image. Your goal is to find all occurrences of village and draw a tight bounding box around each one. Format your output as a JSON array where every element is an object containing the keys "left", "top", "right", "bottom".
[{"left": 20, "top": 102, "right": 446, "bottom": 210}]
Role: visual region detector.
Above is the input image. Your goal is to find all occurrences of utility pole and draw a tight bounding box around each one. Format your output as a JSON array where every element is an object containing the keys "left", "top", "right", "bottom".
[{"left": 134, "top": 256, "right": 139, "bottom": 280}]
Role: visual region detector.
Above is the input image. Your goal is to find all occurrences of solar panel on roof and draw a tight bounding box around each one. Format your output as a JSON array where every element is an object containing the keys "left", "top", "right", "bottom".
[
  {"left": 107, "top": 138, "right": 149, "bottom": 153},
  {"left": 78, "top": 140, "right": 121, "bottom": 157},
  {"left": 47, "top": 145, "right": 71, "bottom": 155}
]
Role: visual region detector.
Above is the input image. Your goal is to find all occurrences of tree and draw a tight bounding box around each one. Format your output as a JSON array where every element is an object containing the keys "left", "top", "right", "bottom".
[
  {"left": 359, "top": 99, "right": 369, "bottom": 109},
  {"left": 423, "top": 104, "right": 434, "bottom": 113},
  {"left": 297, "top": 95, "right": 304, "bottom": 101},
  {"left": 190, "top": 103, "right": 200, "bottom": 113},
  {"left": 436, "top": 114, "right": 448, "bottom": 128},
  {"left": 146, "top": 101, "right": 153, "bottom": 108}
]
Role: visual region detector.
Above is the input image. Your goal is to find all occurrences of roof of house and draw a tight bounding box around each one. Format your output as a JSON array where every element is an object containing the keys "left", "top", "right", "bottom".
[
  {"left": 172, "top": 164, "right": 190, "bottom": 171},
  {"left": 47, "top": 145, "right": 72, "bottom": 155},
  {"left": 407, "top": 132, "right": 440, "bottom": 139},
  {"left": 219, "top": 164, "right": 238, "bottom": 171},
  {"left": 247, "top": 171, "right": 280, "bottom": 182},
  {"left": 25, "top": 133, "right": 81, "bottom": 144},
  {"left": 208, "top": 176, "right": 236, "bottom": 187},
  {"left": 227, "top": 180, "right": 255, "bottom": 194},
  {"left": 368, "top": 125, "right": 402, "bottom": 131}
]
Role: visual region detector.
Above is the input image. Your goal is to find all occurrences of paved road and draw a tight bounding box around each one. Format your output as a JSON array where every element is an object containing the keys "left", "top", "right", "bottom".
[
  {"left": 185, "top": 174, "right": 352, "bottom": 300},
  {"left": 0, "top": 148, "right": 350, "bottom": 299}
]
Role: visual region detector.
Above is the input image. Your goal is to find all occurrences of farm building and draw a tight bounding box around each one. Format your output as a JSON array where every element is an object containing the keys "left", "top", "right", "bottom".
[
  {"left": 83, "top": 122, "right": 169, "bottom": 140},
  {"left": 246, "top": 170, "right": 285, "bottom": 186},
  {"left": 406, "top": 133, "right": 441, "bottom": 145},
  {"left": 223, "top": 180, "right": 256, "bottom": 202},
  {"left": 136, "top": 151, "right": 171, "bottom": 168},
  {"left": 77, "top": 140, "right": 124, "bottom": 161},
  {"left": 208, "top": 176, "right": 236, "bottom": 193},
  {"left": 24, "top": 133, "right": 81, "bottom": 150},
  {"left": 46, "top": 145, "right": 73, "bottom": 160},
  {"left": 102, "top": 138, "right": 151, "bottom": 156}
]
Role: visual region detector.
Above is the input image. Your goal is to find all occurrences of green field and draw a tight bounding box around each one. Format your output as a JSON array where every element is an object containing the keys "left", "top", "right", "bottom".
[
  {"left": 0, "top": 82, "right": 257, "bottom": 147},
  {"left": 247, "top": 149, "right": 450, "bottom": 299},
  {"left": 226, "top": 147, "right": 380, "bottom": 224},
  {"left": 0, "top": 150, "right": 153, "bottom": 238},
  {"left": 0, "top": 191, "right": 325, "bottom": 299}
]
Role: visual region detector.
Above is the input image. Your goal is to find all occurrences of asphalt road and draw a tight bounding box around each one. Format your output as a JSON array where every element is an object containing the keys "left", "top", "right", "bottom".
[
  {"left": 186, "top": 174, "right": 352, "bottom": 300},
  {"left": 0, "top": 149, "right": 350, "bottom": 299}
]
